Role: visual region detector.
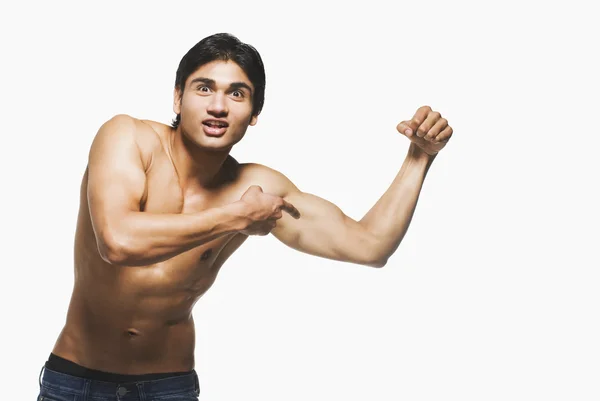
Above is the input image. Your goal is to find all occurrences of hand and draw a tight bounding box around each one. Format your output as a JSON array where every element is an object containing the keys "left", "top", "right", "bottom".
[
  {"left": 238, "top": 185, "right": 300, "bottom": 236},
  {"left": 396, "top": 105, "right": 453, "bottom": 156}
]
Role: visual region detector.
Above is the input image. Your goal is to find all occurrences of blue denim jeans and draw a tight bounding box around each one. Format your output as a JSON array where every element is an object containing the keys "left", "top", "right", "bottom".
[{"left": 37, "top": 365, "right": 200, "bottom": 401}]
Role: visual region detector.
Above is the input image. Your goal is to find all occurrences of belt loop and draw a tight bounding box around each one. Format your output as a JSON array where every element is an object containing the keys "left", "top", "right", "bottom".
[
  {"left": 194, "top": 371, "right": 200, "bottom": 396},
  {"left": 136, "top": 382, "right": 146, "bottom": 401},
  {"left": 82, "top": 378, "right": 91, "bottom": 401},
  {"left": 38, "top": 366, "right": 45, "bottom": 389}
]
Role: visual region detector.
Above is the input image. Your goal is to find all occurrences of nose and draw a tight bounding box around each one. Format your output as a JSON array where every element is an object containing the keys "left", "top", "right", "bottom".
[{"left": 207, "top": 92, "right": 228, "bottom": 117}]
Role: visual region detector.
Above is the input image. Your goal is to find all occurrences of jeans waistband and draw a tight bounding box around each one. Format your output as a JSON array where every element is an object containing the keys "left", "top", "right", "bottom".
[{"left": 40, "top": 366, "right": 200, "bottom": 399}]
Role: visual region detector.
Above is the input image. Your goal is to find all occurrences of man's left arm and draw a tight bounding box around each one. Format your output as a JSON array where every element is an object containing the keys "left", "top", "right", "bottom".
[{"left": 270, "top": 105, "right": 453, "bottom": 268}]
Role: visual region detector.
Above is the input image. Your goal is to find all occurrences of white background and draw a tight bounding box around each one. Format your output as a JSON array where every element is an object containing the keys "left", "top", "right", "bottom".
[{"left": 1, "top": 1, "right": 598, "bottom": 400}]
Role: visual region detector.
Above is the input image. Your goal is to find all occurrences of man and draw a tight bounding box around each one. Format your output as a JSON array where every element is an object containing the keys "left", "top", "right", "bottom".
[{"left": 38, "top": 33, "right": 453, "bottom": 400}]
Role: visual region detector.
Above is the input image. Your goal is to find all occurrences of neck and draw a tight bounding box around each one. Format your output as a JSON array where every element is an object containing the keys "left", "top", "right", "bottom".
[{"left": 170, "top": 128, "right": 231, "bottom": 191}]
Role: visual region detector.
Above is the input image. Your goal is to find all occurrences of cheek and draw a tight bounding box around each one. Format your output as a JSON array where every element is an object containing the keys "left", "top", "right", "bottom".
[
  {"left": 231, "top": 102, "right": 253, "bottom": 121},
  {"left": 182, "top": 95, "right": 205, "bottom": 113}
]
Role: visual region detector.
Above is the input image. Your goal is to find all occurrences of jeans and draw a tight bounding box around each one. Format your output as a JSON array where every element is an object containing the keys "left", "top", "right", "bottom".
[{"left": 37, "top": 365, "right": 200, "bottom": 401}]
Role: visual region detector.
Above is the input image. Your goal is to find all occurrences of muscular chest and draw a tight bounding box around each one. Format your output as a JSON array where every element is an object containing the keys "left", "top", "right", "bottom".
[
  {"left": 141, "top": 152, "right": 244, "bottom": 213},
  {"left": 134, "top": 157, "right": 244, "bottom": 291}
]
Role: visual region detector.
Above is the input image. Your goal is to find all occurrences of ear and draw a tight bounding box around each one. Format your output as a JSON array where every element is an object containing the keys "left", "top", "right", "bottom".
[
  {"left": 173, "top": 87, "right": 182, "bottom": 115},
  {"left": 249, "top": 114, "right": 258, "bottom": 126}
]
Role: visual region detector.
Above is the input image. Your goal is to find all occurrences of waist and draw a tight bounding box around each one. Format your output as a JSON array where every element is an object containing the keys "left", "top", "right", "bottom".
[
  {"left": 46, "top": 353, "right": 193, "bottom": 382},
  {"left": 54, "top": 316, "right": 196, "bottom": 370},
  {"left": 41, "top": 355, "right": 199, "bottom": 399}
]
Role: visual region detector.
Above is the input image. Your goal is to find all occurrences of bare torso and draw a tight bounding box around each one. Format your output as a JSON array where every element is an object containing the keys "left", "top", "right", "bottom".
[{"left": 52, "top": 119, "right": 261, "bottom": 374}]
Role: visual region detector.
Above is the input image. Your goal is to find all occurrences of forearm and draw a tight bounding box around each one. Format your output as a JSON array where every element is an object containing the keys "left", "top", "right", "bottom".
[
  {"left": 359, "top": 145, "right": 436, "bottom": 263},
  {"left": 98, "top": 202, "right": 248, "bottom": 266}
]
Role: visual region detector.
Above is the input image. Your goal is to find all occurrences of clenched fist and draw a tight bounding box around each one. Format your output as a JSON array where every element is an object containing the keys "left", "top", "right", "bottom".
[
  {"left": 397, "top": 105, "right": 453, "bottom": 156},
  {"left": 238, "top": 185, "right": 300, "bottom": 236}
]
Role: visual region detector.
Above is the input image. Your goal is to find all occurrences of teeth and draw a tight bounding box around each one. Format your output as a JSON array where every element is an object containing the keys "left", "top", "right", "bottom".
[{"left": 207, "top": 121, "right": 226, "bottom": 127}]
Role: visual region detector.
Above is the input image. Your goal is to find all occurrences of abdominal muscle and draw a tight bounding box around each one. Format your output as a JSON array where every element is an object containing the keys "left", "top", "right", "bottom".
[{"left": 51, "top": 229, "right": 226, "bottom": 375}]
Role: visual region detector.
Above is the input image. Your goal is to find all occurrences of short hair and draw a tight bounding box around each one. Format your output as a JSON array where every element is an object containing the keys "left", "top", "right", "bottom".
[{"left": 171, "top": 33, "right": 266, "bottom": 129}]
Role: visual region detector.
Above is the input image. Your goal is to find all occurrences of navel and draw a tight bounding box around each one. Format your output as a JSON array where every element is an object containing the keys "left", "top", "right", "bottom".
[
  {"left": 126, "top": 328, "right": 141, "bottom": 337},
  {"left": 200, "top": 248, "right": 213, "bottom": 261}
]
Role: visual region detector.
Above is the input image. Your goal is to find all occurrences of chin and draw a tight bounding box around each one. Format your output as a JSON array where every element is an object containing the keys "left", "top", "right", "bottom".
[
  {"left": 194, "top": 134, "right": 242, "bottom": 151},
  {"left": 199, "top": 140, "right": 235, "bottom": 151}
]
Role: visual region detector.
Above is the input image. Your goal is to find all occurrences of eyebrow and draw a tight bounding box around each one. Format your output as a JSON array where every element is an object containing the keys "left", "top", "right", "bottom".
[{"left": 189, "top": 77, "right": 253, "bottom": 95}]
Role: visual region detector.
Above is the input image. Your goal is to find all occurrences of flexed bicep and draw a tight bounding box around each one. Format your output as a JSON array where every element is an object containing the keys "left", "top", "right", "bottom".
[
  {"left": 271, "top": 190, "right": 383, "bottom": 267},
  {"left": 237, "top": 162, "right": 384, "bottom": 267}
]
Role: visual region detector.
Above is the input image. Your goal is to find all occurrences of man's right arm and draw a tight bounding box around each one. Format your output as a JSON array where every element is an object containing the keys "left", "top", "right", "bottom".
[{"left": 87, "top": 115, "right": 248, "bottom": 267}]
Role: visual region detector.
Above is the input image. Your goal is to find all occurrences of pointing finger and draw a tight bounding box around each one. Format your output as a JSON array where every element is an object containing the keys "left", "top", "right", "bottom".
[{"left": 281, "top": 199, "right": 301, "bottom": 219}]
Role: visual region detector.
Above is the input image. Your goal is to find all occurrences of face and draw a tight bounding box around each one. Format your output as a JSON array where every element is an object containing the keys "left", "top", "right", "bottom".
[{"left": 173, "top": 60, "right": 258, "bottom": 151}]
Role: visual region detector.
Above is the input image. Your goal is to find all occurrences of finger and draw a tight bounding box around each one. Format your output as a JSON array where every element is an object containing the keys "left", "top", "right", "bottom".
[
  {"left": 416, "top": 110, "right": 441, "bottom": 138},
  {"left": 424, "top": 117, "right": 447, "bottom": 141},
  {"left": 409, "top": 105, "right": 432, "bottom": 134},
  {"left": 246, "top": 185, "right": 263, "bottom": 195},
  {"left": 259, "top": 220, "right": 277, "bottom": 235},
  {"left": 396, "top": 120, "right": 414, "bottom": 137},
  {"left": 281, "top": 199, "right": 300, "bottom": 219},
  {"left": 434, "top": 125, "right": 453, "bottom": 143}
]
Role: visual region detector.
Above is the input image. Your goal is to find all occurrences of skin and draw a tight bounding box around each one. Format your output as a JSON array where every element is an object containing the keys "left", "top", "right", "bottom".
[{"left": 51, "top": 60, "right": 453, "bottom": 374}]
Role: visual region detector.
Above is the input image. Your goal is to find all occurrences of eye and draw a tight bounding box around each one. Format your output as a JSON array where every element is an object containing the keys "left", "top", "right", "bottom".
[
  {"left": 197, "top": 86, "right": 210, "bottom": 92},
  {"left": 231, "top": 90, "right": 244, "bottom": 98}
]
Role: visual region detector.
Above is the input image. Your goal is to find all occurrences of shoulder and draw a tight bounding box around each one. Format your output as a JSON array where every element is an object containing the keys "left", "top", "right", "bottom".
[
  {"left": 236, "top": 162, "right": 300, "bottom": 197},
  {"left": 94, "top": 114, "right": 167, "bottom": 168},
  {"left": 99, "top": 114, "right": 168, "bottom": 142},
  {"left": 96, "top": 114, "right": 162, "bottom": 142}
]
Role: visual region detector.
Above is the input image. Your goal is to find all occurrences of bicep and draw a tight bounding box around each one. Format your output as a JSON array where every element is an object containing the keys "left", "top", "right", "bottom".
[
  {"left": 87, "top": 115, "right": 147, "bottom": 243},
  {"left": 241, "top": 163, "right": 379, "bottom": 265},
  {"left": 272, "top": 190, "right": 378, "bottom": 265}
]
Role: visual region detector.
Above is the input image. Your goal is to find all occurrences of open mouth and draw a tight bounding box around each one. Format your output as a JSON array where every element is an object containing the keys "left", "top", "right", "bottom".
[{"left": 202, "top": 120, "right": 229, "bottom": 136}]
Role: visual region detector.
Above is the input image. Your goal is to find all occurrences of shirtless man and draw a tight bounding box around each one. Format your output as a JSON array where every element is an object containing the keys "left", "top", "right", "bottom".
[{"left": 38, "top": 33, "right": 453, "bottom": 400}]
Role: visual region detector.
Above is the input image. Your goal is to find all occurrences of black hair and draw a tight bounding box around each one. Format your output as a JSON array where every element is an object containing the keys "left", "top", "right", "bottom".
[{"left": 171, "top": 33, "right": 266, "bottom": 129}]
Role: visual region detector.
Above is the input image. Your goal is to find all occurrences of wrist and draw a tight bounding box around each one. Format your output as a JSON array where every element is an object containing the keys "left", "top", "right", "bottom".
[
  {"left": 224, "top": 201, "right": 252, "bottom": 232},
  {"left": 408, "top": 143, "right": 437, "bottom": 163}
]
